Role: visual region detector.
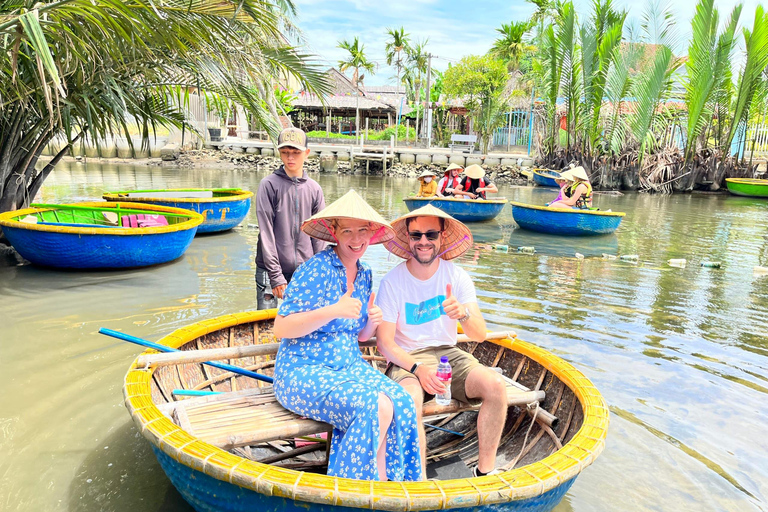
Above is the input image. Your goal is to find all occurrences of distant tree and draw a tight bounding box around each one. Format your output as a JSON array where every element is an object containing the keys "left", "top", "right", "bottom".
[
  {"left": 490, "top": 22, "right": 534, "bottom": 71},
  {"left": 385, "top": 27, "right": 411, "bottom": 84},
  {"left": 403, "top": 38, "right": 430, "bottom": 138},
  {"left": 443, "top": 55, "right": 509, "bottom": 152},
  {"left": 338, "top": 37, "right": 376, "bottom": 135}
]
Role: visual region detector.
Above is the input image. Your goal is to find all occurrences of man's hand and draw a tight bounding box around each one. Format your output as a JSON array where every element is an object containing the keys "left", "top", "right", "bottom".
[
  {"left": 272, "top": 284, "right": 287, "bottom": 299},
  {"left": 335, "top": 284, "right": 362, "bottom": 318},
  {"left": 414, "top": 365, "right": 446, "bottom": 395},
  {"left": 366, "top": 292, "right": 382, "bottom": 328},
  {"left": 441, "top": 284, "right": 466, "bottom": 320}
]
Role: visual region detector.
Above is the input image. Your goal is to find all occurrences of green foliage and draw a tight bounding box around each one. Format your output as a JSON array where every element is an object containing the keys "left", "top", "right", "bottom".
[
  {"left": 490, "top": 21, "right": 534, "bottom": 71},
  {"left": 306, "top": 126, "right": 416, "bottom": 140},
  {"left": 337, "top": 37, "right": 376, "bottom": 85}
]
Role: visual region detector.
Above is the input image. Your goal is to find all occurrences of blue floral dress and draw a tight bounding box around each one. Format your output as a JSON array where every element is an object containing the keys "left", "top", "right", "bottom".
[{"left": 274, "top": 247, "right": 423, "bottom": 481}]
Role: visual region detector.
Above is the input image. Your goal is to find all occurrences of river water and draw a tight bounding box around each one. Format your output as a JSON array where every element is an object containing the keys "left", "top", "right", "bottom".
[{"left": 1, "top": 161, "right": 766, "bottom": 512}]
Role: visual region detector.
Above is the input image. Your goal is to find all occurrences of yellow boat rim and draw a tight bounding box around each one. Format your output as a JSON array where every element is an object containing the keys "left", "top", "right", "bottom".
[
  {"left": 406, "top": 197, "right": 507, "bottom": 204},
  {"left": 103, "top": 189, "right": 254, "bottom": 203},
  {"left": 725, "top": 178, "right": 768, "bottom": 185},
  {"left": 509, "top": 201, "right": 626, "bottom": 217},
  {"left": 123, "top": 310, "right": 610, "bottom": 511},
  {"left": 0, "top": 202, "right": 203, "bottom": 235}
]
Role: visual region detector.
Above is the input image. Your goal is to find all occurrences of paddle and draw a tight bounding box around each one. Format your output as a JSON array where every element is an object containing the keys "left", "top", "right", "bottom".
[
  {"left": 99, "top": 327, "right": 274, "bottom": 383},
  {"left": 31, "top": 203, "right": 193, "bottom": 218}
]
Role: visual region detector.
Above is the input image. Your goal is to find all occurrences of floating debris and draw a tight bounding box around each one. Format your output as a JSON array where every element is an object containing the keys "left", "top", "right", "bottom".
[
  {"left": 494, "top": 244, "right": 509, "bottom": 252},
  {"left": 575, "top": 252, "right": 585, "bottom": 259},
  {"left": 602, "top": 253, "right": 617, "bottom": 260},
  {"left": 247, "top": 223, "right": 258, "bottom": 229},
  {"left": 620, "top": 254, "right": 639, "bottom": 262},
  {"left": 700, "top": 261, "right": 721, "bottom": 268},
  {"left": 668, "top": 258, "right": 687, "bottom": 267},
  {"left": 517, "top": 246, "right": 536, "bottom": 254},
  {"left": 755, "top": 266, "right": 768, "bottom": 275}
]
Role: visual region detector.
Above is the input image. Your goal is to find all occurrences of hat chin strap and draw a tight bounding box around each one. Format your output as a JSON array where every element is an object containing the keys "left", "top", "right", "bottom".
[{"left": 317, "top": 219, "right": 339, "bottom": 243}]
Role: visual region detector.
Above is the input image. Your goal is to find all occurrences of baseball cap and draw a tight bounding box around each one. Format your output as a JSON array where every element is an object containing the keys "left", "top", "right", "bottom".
[{"left": 277, "top": 127, "right": 308, "bottom": 151}]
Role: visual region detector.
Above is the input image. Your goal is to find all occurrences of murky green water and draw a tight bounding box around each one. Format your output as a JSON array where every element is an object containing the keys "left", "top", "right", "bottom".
[{"left": 1, "top": 161, "right": 767, "bottom": 511}]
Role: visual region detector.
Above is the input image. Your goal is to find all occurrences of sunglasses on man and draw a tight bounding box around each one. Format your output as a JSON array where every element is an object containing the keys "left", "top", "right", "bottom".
[{"left": 408, "top": 230, "right": 441, "bottom": 241}]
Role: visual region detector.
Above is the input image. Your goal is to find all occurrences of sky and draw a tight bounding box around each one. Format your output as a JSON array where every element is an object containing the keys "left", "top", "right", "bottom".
[{"left": 291, "top": 0, "right": 761, "bottom": 86}]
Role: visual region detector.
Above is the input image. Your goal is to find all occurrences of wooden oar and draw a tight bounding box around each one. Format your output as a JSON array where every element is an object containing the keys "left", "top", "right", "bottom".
[
  {"left": 31, "top": 203, "right": 192, "bottom": 218},
  {"left": 136, "top": 330, "right": 518, "bottom": 368},
  {"left": 99, "top": 327, "right": 274, "bottom": 383}
]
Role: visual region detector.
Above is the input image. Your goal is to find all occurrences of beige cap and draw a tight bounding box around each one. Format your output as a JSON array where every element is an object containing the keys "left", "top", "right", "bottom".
[
  {"left": 568, "top": 166, "right": 590, "bottom": 181},
  {"left": 385, "top": 204, "right": 473, "bottom": 261},
  {"left": 301, "top": 189, "right": 394, "bottom": 244},
  {"left": 277, "top": 127, "right": 308, "bottom": 151},
  {"left": 463, "top": 164, "right": 485, "bottom": 180}
]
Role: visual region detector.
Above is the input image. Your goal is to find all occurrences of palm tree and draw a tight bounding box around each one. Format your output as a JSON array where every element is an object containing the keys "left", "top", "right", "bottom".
[
  {"left": 338, "top": 37, "right": 376, "bottom": 139},
  {"left": 0, "top": 0, "right": 329, "bottom": 216},
  {"left": 490, "top": 22, "right": 533, "bottom": 71},
  {"left": 385, "top": 27, "right": 410, "bottom": 144},
  {"left": 406, "top": 38, "right": 430, "bottom": 140}
]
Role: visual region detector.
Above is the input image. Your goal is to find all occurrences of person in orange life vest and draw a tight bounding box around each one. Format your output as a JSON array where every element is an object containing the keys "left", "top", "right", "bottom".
[
  {"left": 436, "top": 164, "right": 463, "bottom": 197},
  {"left": 454, "top": 165, "right": 498, "bottom": 200},
  {"left": 416, "top": 170, "right": 439, "bottom": 197},
  {"left": 548, "top": 166, "right": 593, "bottom": 209}
]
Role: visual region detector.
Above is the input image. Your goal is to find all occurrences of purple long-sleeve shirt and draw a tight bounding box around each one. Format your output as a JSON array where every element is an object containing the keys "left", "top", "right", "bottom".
[{"left": 255, "top": 166, "right": 326, "bottom": 287}]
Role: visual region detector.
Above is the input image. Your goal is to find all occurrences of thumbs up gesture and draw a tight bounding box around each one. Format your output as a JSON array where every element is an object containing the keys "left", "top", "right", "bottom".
[
  {"left": 366, "top": 291, "right": 383, "bottom": 328},
  {"left": 441, "top": 283, "right": 464, "bottom": 320},
  {"left": 335, "top": 283, "right": 362, "bottom": 319}
]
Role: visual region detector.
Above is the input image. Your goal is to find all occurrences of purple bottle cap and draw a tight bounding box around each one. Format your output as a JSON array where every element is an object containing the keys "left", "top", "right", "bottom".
[{"left": 440, "top": 356, "right": 449, "bottom": 363}]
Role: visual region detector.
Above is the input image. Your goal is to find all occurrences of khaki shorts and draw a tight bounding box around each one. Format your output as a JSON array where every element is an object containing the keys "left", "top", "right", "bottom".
[{"left": 385, "top": 345, "right": 483, "bottom": 405}]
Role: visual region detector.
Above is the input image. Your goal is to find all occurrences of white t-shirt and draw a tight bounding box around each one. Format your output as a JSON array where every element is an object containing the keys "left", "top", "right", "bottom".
[{"left": 376, "top": 259, "right": 478, "bottom": 352}]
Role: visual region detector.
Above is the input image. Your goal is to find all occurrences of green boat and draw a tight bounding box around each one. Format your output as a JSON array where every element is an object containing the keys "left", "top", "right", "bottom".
[{"left": 725, "top": 178, "right": 768, "bottom": 198}]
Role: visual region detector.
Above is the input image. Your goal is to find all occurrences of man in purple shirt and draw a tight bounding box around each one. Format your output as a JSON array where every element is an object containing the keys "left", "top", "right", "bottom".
[{"left": 255, "top": 128, "right": 325, "bottom": 309}]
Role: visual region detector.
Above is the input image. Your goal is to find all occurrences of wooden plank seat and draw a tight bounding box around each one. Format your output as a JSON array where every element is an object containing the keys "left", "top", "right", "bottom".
[{"left": 161, "top": 379, "right": 546, "bottom": 450}]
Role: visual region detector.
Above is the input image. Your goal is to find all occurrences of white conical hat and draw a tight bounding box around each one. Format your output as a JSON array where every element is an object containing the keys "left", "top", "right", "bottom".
[
  {"left": 385, "top": 205, "right": 473, "bottom": 261},
  {"left": 301, "top": 190, "right": 394, "bottom": 244},
  {"left": 463, "top": 164, "right": 485, "bottom": 180},
  {"left": 569, "top": 166, "right": 590, "bottom": 181}
]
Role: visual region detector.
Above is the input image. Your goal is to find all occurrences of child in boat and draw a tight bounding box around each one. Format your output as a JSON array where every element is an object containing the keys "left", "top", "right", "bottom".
[
  {"left": 416, "top": 170, "right": 438, "bottom": 197},
  {"left": 273, "top": 190, "right": 422, "bottom": 482},
  {"left": 545, "top": 171, "right": 575, "bottom": 206},
  {"left": 548, "top": 166, "right": 593, "bottom": 209}
]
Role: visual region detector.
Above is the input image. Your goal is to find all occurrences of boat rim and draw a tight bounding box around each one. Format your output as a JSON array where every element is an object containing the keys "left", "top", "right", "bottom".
[
  {"left": 123, "top": 310, "right": 609, "bottom": 510},
  {"left": 0, "top": 201, "right": 203, "bottom": 235},
  {"left": 532, "top": 168, "right": 560, "bottom": 177},
  {"left": 724, "top": 178, "right": 768, "bottom": 185},
  {"left": 404, "top": 197, "right": 507, "bottom": 205},
  {"left": 103, "top": 188, "right": 254, "bottom": 204},
  {"left": 509, "top": 201, "right": 626, "bottom": 217}
]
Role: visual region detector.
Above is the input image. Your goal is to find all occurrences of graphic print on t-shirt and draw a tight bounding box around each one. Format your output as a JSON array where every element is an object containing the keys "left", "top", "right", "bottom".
[{"left": 405, "top": 295, "right": 446, "bottom": 325}]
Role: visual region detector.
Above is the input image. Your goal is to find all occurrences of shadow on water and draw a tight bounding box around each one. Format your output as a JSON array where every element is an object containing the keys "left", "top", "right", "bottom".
[
  {"left": 508, "top": 229, "right": 619, "bottom": 258},
  {"left": 68, "top": 422, "right": 192, "bottom": 512}
]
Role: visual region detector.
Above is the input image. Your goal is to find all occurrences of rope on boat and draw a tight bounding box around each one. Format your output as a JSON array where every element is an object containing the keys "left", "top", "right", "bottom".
[{"left": 504, "top": 401, "right": 540, "bottom": 470}]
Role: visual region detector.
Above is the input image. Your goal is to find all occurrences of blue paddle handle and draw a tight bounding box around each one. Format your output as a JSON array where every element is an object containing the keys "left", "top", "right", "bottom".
[{"left": 99, "top": 327, "right": 274, "bottom": 383}]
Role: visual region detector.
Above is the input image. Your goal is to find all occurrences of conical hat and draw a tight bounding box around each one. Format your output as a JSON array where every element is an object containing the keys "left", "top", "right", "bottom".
[
  {"left": 385, "top": 205, "right": 473, "bottom": 261},
  {"left": 445, "top": 163, "right": 464, "bottom": 174},
  {"left": 557, "top": 170, "right": 576, "bottom": 182},
  {"left": 569, "top": 166, "right": 590, "bottom": 181},
  {"left": 463, "top": 164, "right": 485, "bottom": 180},
  {"left": 301, "top": 190, "right": 394, "bottom": 244},
  {"left": 418, "top": 169, "right": 438, "bottom": 179}
]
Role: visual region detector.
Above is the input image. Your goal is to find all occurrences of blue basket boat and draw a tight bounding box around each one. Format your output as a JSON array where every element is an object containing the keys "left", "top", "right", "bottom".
[
  {"left": 103, "top": 188, "right": 253, "bottom": 233},
  {"left": 0, "top": 202, "right": 202, "bottom": 269},
  {"left": 510, "top": 201, "right": 625, "bottom": 236},
  {"left": 123, "top": 310, "right": 608, "bottom": 512},
  {"left": 403, "top": 197, "right": 507, "bottom": 222},
  {"left": 532, "top": 169, "right": 561, "bottom": 188}
]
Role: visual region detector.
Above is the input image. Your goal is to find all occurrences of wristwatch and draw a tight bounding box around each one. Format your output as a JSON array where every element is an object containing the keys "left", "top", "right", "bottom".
[
  {"left": 409, "top": 362, "right": 422, "bottom": 374},
  {"left": 457, "top": 308, "right": 471, "bottom": 324}
]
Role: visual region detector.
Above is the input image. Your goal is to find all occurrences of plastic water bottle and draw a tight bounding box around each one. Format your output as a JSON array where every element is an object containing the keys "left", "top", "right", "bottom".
[
  {"left": 574, "top": 252, "right": 585, "bottom": 259},
  {"left": 494, "top": 244, "right": 509, "bottom": 252},
  {"left": 435, "top": 356, "right": 452, "bottom": 406},
  {"left": 602, "top": 253, "right": 617, "bottom": 260},
  {"left": 701, "top": 261, "right": 721, "bottom": 268},
  {"left": 517, "top": 246, "right": 536, "bottom": 254},
  {"left": 668, "top": 258, "right": 687, "bottom": 267},
  {"left": 620, "top": 254, "right": 639, "bottom": 262}
]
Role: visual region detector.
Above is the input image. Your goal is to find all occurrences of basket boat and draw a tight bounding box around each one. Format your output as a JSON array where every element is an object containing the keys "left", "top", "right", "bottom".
[
  {"left": 123, "top": 310, "right": 609, "bottom": 512},
  {"left": 403, "top": 197, "right": 507, "bottom": 222},
  {"left": 0, "top": 202, "right": 202, "bottom": 269},
  {"left": 532, "top": 169, "right": 560, "bottom": 188},
  {"left": 510, "top": 201, "right": 625, "bottom": 236},
  {"left": 724, "top": 178, "right": 768, "bottom": 198},
  {"left": 103, "top": 188, "right": 253, "bottom": 233}
]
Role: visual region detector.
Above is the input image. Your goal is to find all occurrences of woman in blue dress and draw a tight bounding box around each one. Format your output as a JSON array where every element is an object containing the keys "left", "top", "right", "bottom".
[{"left": 273, "top": 190, "right": 423, "bottom": 481}]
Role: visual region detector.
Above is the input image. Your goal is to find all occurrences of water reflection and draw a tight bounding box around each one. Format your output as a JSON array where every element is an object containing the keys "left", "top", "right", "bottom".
[{"left": 2, "top": 163, "right": 768, "bottom": 511}]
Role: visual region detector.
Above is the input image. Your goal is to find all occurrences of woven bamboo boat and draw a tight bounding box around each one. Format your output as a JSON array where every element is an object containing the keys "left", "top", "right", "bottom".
[
  {"left": 532, "top": 169, "right": 560, "bottom": 188},
  {"left": 103, "top": 188, "right": 253, "bottom": 233},
  {"left": 123, "top": 310, "right": 608, "bottom": 512},
  {"left": 0, "top": 202, "right": 202, "bottom": 268},
  {"left": 403, "top": 197, "right": 507, "bottom": 222},
  {"left": 510, "top": 201, "right": 625, "bottom": 236},
  {"left": 725, "top": 178, "right": 768, "bottom": 198}
]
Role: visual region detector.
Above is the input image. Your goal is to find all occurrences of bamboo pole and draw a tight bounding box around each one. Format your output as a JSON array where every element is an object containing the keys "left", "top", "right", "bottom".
[{"left": 31, "top": 203, "right": 192, "bottom": 218}]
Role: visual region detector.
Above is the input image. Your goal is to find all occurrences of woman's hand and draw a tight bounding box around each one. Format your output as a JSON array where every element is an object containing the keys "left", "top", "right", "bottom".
[
  {"left": 335, "top": 284, "right": 362, "bottom": 319},
  {"left": 366, "top": 292, "right": 383, "bottom": 328}
]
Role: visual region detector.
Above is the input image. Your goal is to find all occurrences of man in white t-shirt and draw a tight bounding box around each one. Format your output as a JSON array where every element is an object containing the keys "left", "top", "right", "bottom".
[{"left": 376, "top": 205, "right": 508, "bottom": 478}]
